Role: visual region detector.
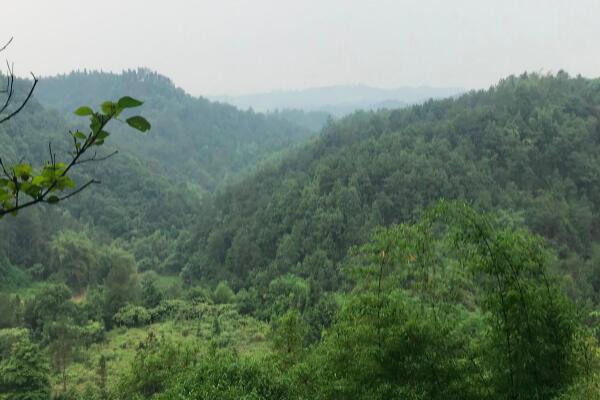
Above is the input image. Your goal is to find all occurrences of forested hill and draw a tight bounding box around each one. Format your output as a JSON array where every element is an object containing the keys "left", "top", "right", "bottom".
[
  {"left": 0, "top": 81, "right": 200, "bottom": 288},
  {"left": 2, "top": 72, "right": 600, "bottom": 399},
  {"left": 185, "top": 72, "right": 600, "bottom": 304},
  {"left": 35, "top": 69, "right": 317, "bottom": 191}
]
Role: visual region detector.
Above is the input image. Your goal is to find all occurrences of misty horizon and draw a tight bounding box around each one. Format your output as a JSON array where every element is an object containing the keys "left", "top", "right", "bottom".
[{"left": 4, "top": 0, "right": 600, "bottom": 97}]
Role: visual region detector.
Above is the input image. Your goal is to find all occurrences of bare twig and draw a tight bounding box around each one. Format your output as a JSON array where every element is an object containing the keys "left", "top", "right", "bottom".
[
  {"left": 56, "top": 179, "right": 100, "bottom": 202},
  {"left": 0, "top": 72, "right": 38, "bottom": 124},
  {"left": 0, "top": 37, "right": 13, "bottom": 53},
  {"left": 76, "top": 150, "right": 119, "bottom": 165},
  {"left": 0, "top": 62, "right": 15, "bottom": 115}
]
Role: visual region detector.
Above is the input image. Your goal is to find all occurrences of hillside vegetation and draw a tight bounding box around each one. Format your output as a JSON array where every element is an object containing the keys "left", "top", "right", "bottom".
[
  {"left": 36, "top": 69, "right": 317, "bottom": 191},
  {"left": 185, "top": 73, "right": 600, "bottom": 305},
  {"left": 1, "top": 72, "right": 599, "bottom": 400}
]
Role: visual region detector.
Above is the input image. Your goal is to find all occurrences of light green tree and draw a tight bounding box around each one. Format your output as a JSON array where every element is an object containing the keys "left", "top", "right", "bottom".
[{"left": 0, "top": 337, "right": 51, "bottom": 400}]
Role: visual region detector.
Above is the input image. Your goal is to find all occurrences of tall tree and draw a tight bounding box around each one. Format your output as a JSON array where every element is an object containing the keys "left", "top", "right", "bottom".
[{"left": 46, "top": 318, "right": 81, "bottom": 393}]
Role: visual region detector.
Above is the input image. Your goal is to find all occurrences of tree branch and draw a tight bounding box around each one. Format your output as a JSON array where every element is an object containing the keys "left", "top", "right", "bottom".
[
  {"left": 76, "top": 150, "right": 118, "bottom": 165},
  {"left": 0, "top": 37, "right": 13, "bottom": 53},
  {"left": 0, "top": 72, "right": 38, "bottom": 124},
  {"left": 56, "top": 179, "right": 100, "bottom": 202},
  {"left": 0, "top": 62, "right": 15, "bottom": 113},
  {"left": 0, "top": 114, "right": 113, "bottom": 217}
]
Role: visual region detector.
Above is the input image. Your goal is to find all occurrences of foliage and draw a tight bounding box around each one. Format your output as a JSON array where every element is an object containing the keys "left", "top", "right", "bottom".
[
  {"left": 35, "top": 69, "right": 315, "bottom": 191},
  {"left": 0, "top": 328, "right": 28, "bottom": 358},
  {"left": 45, "top": 318, "right": 81, "bottom": 392},
  {"left": 0, "top": 255, "right": 29, "bottom": 290},
  {"left": 271, "top": 309, "right": 308, "bottom": 365},
  {"left": 266, "top": 274, "right": 310, "bottom": 317},
  {"left": 0, "top": 93, "right": 149, "bottom": 218},
  {"left": 212, "top": 281, "right": 235, "bottom": 305},
  {"left": 2, "top": 72, "right": 600, "bottom": 399},
  {"left": 0, "top": 337, "right": 51, "bottom": 400},
  {"left": 141, "top": 276, "right": 163, "bottom": 309},
  {"left": 102, "top": 252, "right": 138, "bottom": 329},
  {"left": 113, "top": 305, "right": 151, "bottom": 328},
  {"left": 23, "top": 283, "right": 73, "bottom": 336},
  {"left": 0, "top": 293, "right": 22, "bottom": 329},
  {"left": 185, "top": 73, "right": 600, "bottom": 313},
  {"left": 112, "top": 332, "right": 194, "bottom": 399},
  {"left": 288, "top": 202, "right": 597, "bottom": 400},
  {"left": 153, "top": 351, "right": 293, "bottom": 400}
]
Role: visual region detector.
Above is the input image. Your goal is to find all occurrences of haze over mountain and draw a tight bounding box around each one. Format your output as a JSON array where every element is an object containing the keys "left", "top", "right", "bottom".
[{"left": 213, "top": 84, "right": 463, "bottom": 116}]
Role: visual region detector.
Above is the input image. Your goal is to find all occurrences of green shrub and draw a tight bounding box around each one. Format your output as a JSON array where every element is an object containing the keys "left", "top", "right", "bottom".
[
  {"left": 212, "top": 281, "right": 235, "bottom": 305},
  {"left": 186, "top": 285, "right": 212, "bottom": 303},
  {"left": 0, "top": 328, "right": 29, "bottom": 359},
  {"left": 151, "top": 299, "right": 207, "bottom": 322},
  {"left": 236, "top": 288, "right": 259, "bottom": 315},
  {"left": 113, "top": 304, "right": 151, "bottom": 328},
  {"left": 155, "top": 352, "right": 293, "bottom": 400},
  {"left": 0, "top": 255, "right": 30, "bottom": 290},
  {"left": 80, "top": 321, "right": 105, "bottom": 345}
]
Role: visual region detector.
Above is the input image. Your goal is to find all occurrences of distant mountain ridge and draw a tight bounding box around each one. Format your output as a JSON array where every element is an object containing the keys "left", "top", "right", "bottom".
[{"left": 212, "top": 84, "right": 464, "bottom": 116}]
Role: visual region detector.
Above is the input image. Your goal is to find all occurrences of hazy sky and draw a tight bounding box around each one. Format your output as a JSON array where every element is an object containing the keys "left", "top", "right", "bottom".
[{"left": 3, "top": 0, "right": 600, "bottom": 96}]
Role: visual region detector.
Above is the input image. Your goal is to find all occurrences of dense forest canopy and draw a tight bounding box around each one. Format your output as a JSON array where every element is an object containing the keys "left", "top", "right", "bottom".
[
  {"left": 35, "top": 69, "right": 320, "bottom": 191},
  {"left": 1, "top": 71, "right": 599, "bottom": 400},
  {"left": 184, "top": 72, "right": 600, "bottom": 303}
]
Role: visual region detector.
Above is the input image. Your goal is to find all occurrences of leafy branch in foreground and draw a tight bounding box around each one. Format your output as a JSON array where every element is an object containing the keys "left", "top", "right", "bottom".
[{"left": 0, "top": 96, "right": 151, "bottom": 218}]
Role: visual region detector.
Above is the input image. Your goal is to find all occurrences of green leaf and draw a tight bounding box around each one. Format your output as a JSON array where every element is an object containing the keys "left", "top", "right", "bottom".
[
  {"left": 14, "top": 164, "right": 32, "bottom": 180},
  {"left": 126, "top": 116, "right": 151, "bottom": 132},
  {"left": 54, "top": 176, "right": 76, "bottom": 190},
  {"left": 74, "top": 131, "right": 87, "bottom": 140},
  {"left": 31, "top": 175, "right": 47, "bottom": 186},
  {"left": 47, "top": 195, "right": 60, "bottom": 204},
  {"left": 22, "top": 183, "right": 41, "bottom": 198},
  {"left": 96, "top": 131, "right": 110, "bottom": 140},
  {"left": 90, "top": 115, "right": 102, "bottom": 134},
  {"left": 74, "top": 106, "right": 94, "bottom": 116},
  {"left": 101, "top": 101, "right": 116, "bottom": 116},
  {"left": 118, "top": 96, "right": 143, "bottom": 109}
]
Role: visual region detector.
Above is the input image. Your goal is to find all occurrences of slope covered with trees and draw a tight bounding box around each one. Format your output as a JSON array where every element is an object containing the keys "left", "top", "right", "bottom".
[
  {"left": 0, "top": 85, "right": 196, "bottom": 289},
  {"left": 0, "top": 67, "right": 317, "bottom": 291},
  {"left": 35, "top": 69, "right": 318, "bottom": 191},
  {"left": 1, "top": 71, "right": 599, "bottom": 400},
  {"left": 184, "top": 72, "right": 600, "bottom": 306}
]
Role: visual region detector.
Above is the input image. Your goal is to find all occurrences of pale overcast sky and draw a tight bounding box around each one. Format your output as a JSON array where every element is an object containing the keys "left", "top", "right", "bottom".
[{"left": 3, "top": 0, "right": 599, "bottom": 96}]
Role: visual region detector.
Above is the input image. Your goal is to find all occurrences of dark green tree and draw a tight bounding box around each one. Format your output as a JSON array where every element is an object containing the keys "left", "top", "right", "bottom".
[
  {"left": 102, "top": 249, "right": 138, "bottom": 329},
  {"left": 141, "top": 276, "right": 163, "bottom": 309},
  {"left": 23, "top": 283, "right": 73, "bottom": 336},
  {"left": 271, "top": 309, "right": 308, "bottom": 367},
  {"left": 0, "top": 292, "right": 21, "bottom": 329},
  {"left": 45, "top": 318, "right": 81, "bottom": 393}
]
